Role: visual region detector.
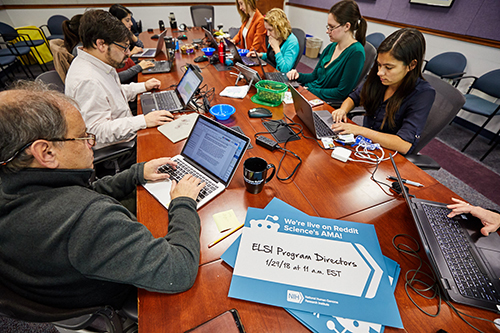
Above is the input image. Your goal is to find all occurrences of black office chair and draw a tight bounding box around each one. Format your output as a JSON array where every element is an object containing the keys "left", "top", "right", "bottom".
[
  {"left": 355, "top": 41, "right": 377, "bottom": 88},
  {"left": 346, "top": 74, "right": 466, "bottom": 169},
  {"left": 405, "top": 74, "right": 466, "bottom": 169},
  {"left": 0, "top": 280, "right": 126, "bottom": 333},
  {"left": 452, "top": 69, "right": 500, "bottom": 158},
  {"left": 423, "top": 51, "right": 467, "bottom": 87},
  {"left": 366, "top": 32, "right": 385, "bottom": 49},
  {"left": 40, "top": 15, "right": 68, "bottom": 41},
  {"left": 291, "top": 28, "right": 306, "bottom": 70},
  {"left": 93, "top": 140, "right": 136, "bottom": 176},
  {"left": 190, "top": 5, "right": 214, "bottom": 30}
]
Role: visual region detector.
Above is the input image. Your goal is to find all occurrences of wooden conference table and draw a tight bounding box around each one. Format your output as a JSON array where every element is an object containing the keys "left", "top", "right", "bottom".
[{"left": 134, "top": 28, "right": 498, "bottom": 332}]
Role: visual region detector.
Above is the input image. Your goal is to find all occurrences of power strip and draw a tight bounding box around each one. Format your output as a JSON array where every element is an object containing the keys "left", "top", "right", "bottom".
[
  {"left": 331, "top": 147, "right": 352, "bottom": 162},
  {"left": 256, "top": 136, "right": 278, "bottom": 151}
]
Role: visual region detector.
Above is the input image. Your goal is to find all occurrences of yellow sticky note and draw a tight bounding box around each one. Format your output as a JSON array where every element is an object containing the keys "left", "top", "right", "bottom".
[{"left": 213, "top": 209, "right": 240, "bottom": 233}]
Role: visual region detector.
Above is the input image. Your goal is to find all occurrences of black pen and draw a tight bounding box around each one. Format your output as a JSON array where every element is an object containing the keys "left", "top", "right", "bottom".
[{"left": 387, "top": 175, "right": 423, "bottom": 187}]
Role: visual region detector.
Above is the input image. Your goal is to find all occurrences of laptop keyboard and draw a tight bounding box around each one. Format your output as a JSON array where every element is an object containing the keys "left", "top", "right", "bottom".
[
  {"left": 312, "top": 112, "right": 336, "bottom": 138},
  {"left": 158, "top": 160, "right": 218, "bottom": 202},
  {"left": 266, "top": 72, "right": 288, "bottom": 83},
  {"left": 143, "top": 49, "right": 156, "bottom": 57},
  {"left": 242, "top": 56, "right": 258, "bottom": 66},
  {"left": 422, "top": 204, "right": 500, "bottom": 303},
  {"left": 154, "top": 91, "right": 182, "bottom": 111}
]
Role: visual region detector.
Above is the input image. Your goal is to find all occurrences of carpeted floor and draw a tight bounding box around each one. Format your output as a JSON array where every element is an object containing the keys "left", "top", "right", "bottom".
[{"left": 421, "top": 123, "right": 500, "bottom": 211}]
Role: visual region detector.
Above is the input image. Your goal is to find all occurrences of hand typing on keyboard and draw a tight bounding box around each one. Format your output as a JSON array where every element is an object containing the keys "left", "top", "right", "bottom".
[
  {"left": 144, "top": 157, "right": 176, "bottom": 182},
  {"left": 447, "top": 198, "right": 500, "bottom": 236},
  {"left": 171, "top": 174, "right": 206, "bottom": 202}
]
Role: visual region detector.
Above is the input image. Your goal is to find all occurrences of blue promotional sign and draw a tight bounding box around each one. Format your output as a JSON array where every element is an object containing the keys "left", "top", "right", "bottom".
[{"left": 226, "top": 198, "right": 403, "bottom": 329}]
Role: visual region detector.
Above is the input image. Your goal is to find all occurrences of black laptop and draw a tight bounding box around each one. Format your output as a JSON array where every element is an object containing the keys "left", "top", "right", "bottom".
[
  {"left": 224, "top": 38, "right": 262, "bottom": 67},
  {"left": 140, "top": 65, "right": 203, "bottom": 114},
  {"left": 254, "top": 49, "right": 299, "bottom": 88},
  {"left": 390, "top": 155, "right": 500, "bottom": 312}
]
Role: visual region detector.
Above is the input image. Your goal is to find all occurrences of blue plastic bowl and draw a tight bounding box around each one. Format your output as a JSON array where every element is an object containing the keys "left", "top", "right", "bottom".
[
  {"left": 210, "top": 104, "right": 235, "bottom": 121},
  {"left": 238, "top": 49, "right": 249, "bottom": 57},
  {"left": 202, "top": 47, "right": 215, "bottom": 57}
]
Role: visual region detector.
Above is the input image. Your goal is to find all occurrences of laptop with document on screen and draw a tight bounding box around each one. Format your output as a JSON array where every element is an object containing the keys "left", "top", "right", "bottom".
[
  {"left": 390, "top": 154, "right": 500, "bottom": 313},
  {"left": 132, "top": 30, "right": 166, "bottom": 58},
  {"left": 140, "top": 64, "right": 203, "bottom": 114},
  {"left": 143, "top": 115, "right": 250, "bottom": 209},
  {"left": 289, "top": 85, "right": 337, "bottom": 139}
]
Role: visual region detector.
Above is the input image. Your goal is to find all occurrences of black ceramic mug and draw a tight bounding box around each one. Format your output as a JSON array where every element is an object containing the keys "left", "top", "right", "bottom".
[{"left": 243, "top": 157, "right": 276, "bottom": 194}]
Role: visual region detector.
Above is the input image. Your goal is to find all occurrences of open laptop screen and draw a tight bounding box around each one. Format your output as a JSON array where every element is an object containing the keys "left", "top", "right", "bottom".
[
  {"left": 182, "top": 116, "right": 249, "bottom": 184},
  {"left": 176, "top": 67, "right": 203, "bottom": 106}
]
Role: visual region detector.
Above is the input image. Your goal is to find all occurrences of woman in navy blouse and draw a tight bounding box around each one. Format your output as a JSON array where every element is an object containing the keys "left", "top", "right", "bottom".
[{"left": 331, "top": 28, "right": 435, "bottom": 154}]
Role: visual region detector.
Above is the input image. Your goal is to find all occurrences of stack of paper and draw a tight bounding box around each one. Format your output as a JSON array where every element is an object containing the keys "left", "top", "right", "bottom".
[{"left": 221, "top": 198, "right": 403, "bottom": 332}]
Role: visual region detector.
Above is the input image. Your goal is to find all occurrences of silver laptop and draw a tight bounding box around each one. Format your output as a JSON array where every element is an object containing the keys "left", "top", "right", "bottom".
[
  {"left": 289, "top": 85, "right": 337, "bottom": 139},
  {"left": 143, "top": 115, "right": 250, "bottom": 209},
  {"left": 132, "top": 30, "right": 166, "bottom": 58},
  {"left": 140, "top": 65, "right": 203, "bottom": 114},
  {"left": 390, "top": 155, "right": 500, "bottom": 312},
  {"left": 142, "top": 60, "right": 172, "bottom": 74},
  {"left": 202, "top": 27, "right": 218, "bottom": 48}
]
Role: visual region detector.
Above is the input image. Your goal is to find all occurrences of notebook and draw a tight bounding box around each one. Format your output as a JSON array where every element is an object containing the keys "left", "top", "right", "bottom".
[
  {"left": 143, "top": 115, "right": 250, "bottom": 209},
  {"left": 289, "top": 85, "right": 337, "bottom": 139},
  {"left": 132, "top": 30, "right": 166, "bottom": 58},
  {"left": 254, "top": 49, "right": 298, "bottom": 88},
  {"left": 390, "top": 155, "right": 500, "bottom": 312},
  {"left": 140, "top": 65, "right": 203, "bottom": 114},
  {"left": 142, "top": 60, "right": 172, "bottom": 74},
  {"left": 224, "top": 38, "right": 262, "bottom": 67}
]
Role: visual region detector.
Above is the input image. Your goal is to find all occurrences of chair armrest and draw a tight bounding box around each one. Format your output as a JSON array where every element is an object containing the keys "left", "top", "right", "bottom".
[
  {"left": 441, "top": 71, "right": 466, "bottom": 79},
  {"left": 326, "top": 100, "right": 343, "bottom": 108},
  {"left": 405, "top": 153, "right": 441, "bottom": 170},
  {"left": 452, "top": 75, "right": 477, "bottom": 84},
  {"left": 93, "top": 141, "right": 136, "bottom": 165},
  {"left": 346, "top": 109, "right": 365, "bottom": 120}
]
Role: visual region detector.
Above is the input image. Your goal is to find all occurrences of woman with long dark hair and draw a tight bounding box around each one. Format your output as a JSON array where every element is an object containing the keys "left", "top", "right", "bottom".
[
  {"left": 331, "top": 28, "right": 436, "bottom": 154},
  {"left": 62, "top": 14, "right": 82, "bottom": 56},
  {"left": 287, "top": 0, "right": 366, "bottom": 101}
]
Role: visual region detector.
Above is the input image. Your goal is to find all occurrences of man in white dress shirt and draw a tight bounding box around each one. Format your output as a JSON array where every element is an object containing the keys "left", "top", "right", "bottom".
[{"left": 65, "top": 10, "right": 173, "bottom": 157}]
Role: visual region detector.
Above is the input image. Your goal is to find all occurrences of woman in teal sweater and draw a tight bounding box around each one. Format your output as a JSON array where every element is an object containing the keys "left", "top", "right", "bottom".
[
  {"left": 247, "top": 8, "right": 299, "bottom": 73},
  {"left": 287, "top": 0, "right": 366, "bottom": 101}
]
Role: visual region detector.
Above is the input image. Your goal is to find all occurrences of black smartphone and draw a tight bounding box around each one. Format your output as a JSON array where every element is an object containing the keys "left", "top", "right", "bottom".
[{"left": 184, "top": 309, "right": 245, "bottom": 333}]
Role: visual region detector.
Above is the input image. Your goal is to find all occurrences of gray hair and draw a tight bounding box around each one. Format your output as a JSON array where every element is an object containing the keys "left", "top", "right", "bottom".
[{"left": 0, "top": 80, "right": 78, "bottom": 173}]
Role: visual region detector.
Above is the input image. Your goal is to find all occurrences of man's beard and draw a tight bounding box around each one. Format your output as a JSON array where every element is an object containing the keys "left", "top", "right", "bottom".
[{"left": 106, "top": 49, "right": 127, "bottom": 69}]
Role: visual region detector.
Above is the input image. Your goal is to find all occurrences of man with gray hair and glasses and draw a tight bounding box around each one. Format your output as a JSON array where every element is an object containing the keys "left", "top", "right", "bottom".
[{"left": 0, "top": 81, "right": 204, "bottom": 317}]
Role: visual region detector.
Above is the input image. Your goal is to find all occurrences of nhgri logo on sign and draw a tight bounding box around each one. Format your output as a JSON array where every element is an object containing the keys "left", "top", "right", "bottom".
[{"left": 287, "top": 290, "right": 304, "bottom": 304}]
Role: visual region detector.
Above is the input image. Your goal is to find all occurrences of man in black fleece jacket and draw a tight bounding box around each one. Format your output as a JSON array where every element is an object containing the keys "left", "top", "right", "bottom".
[{"left": 0, "top": 81, "right": 205, "bottom": 310}]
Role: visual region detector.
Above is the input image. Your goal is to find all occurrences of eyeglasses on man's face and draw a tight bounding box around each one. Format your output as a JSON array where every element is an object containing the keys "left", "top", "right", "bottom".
[
  {"left": 0, "top": 133, "right": 96, "bottom": 166},
  {"left": 111, "top": 41, "right": 131, "bottom": 53},
  {"left": 49, "top": 133, "right": 96, "bottom": 147}
]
